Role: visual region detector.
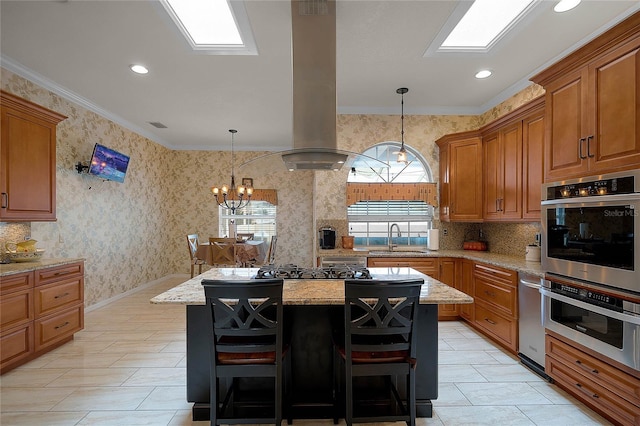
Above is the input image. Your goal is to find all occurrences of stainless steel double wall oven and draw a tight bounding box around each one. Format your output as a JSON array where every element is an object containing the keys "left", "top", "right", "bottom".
[{"left": 541, "top": 170, "right": 640, "bottom": 371}]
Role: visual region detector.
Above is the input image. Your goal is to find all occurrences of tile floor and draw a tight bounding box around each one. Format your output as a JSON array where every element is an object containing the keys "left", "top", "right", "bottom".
[{"left": 0, "top": 276, "right": 612, "bottom": 426}]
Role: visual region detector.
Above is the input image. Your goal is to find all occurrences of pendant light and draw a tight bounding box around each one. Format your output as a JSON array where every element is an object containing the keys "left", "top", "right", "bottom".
[
  {"left": 211, "top": 129, "right": 252, "bottom": 214},
  {"left": 396, "top": 87, "right": 408, "bottom": 163}
]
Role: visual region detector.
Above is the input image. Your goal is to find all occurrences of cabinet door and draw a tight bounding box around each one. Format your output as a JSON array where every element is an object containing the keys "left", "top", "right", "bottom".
[
  {"left": 484, "top": 124, "right": 523, "bottom": 221},
  {"left": 439, "top": 144, "right": 450, "bottom": 222},
  {"left": 0, "top": 91, "right": 65, "bottom": 221},
  {"left": 522, "top": 110, "right": 544, "bottom": 220},
  {"left": 500, "top": 123, "right": 522, "bottom": 219},
  {"left": 544, "top": 68, "right": 590, "bottom": 182},
  {"left": 459, "top": 259, "right": 474, "bottom": 322},
  {"left": 483, "top": 132, "right": 501, "bottom": 219},
  {"left": 450, "top": 137, "right": 483, "bottom": 221},
  {"left": 589, "top": 40, "right": 640, "bottom": 174},
  {"left": 438, "top": 258, "right": 459, "bottom": 320}
]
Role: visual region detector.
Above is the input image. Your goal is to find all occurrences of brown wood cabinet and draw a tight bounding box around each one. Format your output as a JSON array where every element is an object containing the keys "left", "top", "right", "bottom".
[
  {"left": 531, "top": 12, "right": 640, "bottom": 182},
  {"left": 521, "top": 109, "right": 545, "bottom": 220},
  {"left": 480, "top": 97, "right": 545, "bottom": 222},
  {"left": 458, "top": 259, "right": 474, "bottom": 322},
  {"left": 436, "top": 132, "right": 483, "bottom": 222},
  {"left": 546, "top": 332, "right": 640, "bottom": 425},
  {"left": 483, "top": 123, "right": 522, "bottom": 220},
  {"left": 437, "top": 258, "right": 460, "bottom": 320},
  {"left": 0, "top": 261, "right": 84, "bottom": 374},
  {"left": 0, "top": 90, "right": 66, "bottom": 222},
  {"left": 471, "top": 262, "right": 518, "bottom": 353},
  {"left": 367, "top": 256, "right": 462, "bottom": 320}
]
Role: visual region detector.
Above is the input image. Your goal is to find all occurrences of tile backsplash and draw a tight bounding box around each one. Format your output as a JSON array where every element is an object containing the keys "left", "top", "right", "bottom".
[{"left": 0, "top": 222, "right": 31, "bottom": 263}]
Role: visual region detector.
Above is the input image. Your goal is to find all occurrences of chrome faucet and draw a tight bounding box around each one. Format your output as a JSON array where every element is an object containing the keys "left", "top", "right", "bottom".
[{"left": 389, "top": 223, "right": 401, "bottom": 251}]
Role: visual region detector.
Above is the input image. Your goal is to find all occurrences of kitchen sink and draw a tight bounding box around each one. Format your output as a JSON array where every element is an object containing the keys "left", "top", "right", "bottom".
[{"left": 368, "top": 250, "right": 430, "bottom": 255}]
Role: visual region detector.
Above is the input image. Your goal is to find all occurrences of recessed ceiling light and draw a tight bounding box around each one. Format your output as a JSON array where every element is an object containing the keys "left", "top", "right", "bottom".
[
  {"left": 130, "top": 64, "right": 149, "bottom": 75},
  {"left": 475, "top": 70, "right": 492, "bottom": 79},
  {"left": 554, "top": 0, "right": 581, "bottom": 13}
]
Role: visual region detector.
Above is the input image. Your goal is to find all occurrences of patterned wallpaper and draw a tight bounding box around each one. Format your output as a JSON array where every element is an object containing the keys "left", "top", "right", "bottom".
[{"left": 1, "top": 68, "right": 543, "bottom": 307}]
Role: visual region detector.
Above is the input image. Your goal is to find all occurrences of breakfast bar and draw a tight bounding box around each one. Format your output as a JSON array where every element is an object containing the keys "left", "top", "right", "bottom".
[{"left": 151, "top": 266, "right": 473, "bottom": 421}]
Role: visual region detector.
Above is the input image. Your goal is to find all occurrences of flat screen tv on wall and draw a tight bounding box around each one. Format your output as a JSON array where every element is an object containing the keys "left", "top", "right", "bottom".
[{"left": 88, "top": 144, "right": 130, "bottom": 183}]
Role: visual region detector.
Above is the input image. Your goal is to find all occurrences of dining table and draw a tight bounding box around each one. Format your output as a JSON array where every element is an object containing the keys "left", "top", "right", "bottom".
[{"left": 195, "top": 240, "right": 267, "bottom": 266}]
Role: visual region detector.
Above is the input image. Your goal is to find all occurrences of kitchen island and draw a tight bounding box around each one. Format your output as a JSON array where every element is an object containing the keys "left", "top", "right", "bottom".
[{"left": 151, "top": 267, "right": 473, "bottom": 421}]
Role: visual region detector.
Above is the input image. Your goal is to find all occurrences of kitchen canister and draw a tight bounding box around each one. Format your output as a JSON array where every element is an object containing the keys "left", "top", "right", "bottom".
[
  {"left": 525, "top": 245, "right": 541, "bottom": 262},
  {"left": 427, "top": 229, "right": 439, "bottom": 250}
]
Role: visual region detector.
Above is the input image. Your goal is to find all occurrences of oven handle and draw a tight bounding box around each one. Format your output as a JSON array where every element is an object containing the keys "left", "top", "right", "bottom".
[
  {"left": 541, "top": 193, "right": 640, "bottom": 205},
  {"left": 540, "top": 287, "right": 640, "bottom": 326}
]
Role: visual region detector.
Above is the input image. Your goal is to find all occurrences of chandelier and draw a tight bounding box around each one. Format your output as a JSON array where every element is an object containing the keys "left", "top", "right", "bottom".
[
  {"left": 211, "top": 129, "right": 252, "bottom": 214},
  {"left": 396, "top": 87, "right": 409, "bottom": 163}
]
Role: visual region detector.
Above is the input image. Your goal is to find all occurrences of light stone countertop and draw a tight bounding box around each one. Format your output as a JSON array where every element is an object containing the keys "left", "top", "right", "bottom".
[
  {"left": 319, "top": 249, "right": 543, "bottom": 277},
  {"left": 150, "top": 267, "right": 474, "bottom": 306},
  {"left": 0, "top": 258, "right": 85, "bottom": 276}
]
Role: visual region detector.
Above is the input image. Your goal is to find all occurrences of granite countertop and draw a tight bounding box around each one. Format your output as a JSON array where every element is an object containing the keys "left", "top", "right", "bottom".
[
  {"left": 319, "top": 248, "right": 543, "bottom": 277},
  {"left": 150, "top": 267, "right": 474, "bottom": 306},
  {"left": 0, "top": 258, "right": 85, "bottom": 276}
]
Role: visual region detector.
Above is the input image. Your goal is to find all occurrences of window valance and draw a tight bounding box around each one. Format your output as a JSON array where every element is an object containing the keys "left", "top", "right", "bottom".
[
  {"left": 346, "top": 183, "right": 437, "bottom": 206},
  {"left": 226, "top": 189, "right": 278, "bottom": 205}
]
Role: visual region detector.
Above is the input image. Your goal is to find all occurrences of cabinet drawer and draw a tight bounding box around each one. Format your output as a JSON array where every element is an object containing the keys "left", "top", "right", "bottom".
[
  {"left": 546, "top": 335, "right": 640, "bottom": 407},
  {"left": 0, "top": 288, "right": 33, "bottom": 332},
  {"left": 367, "top": 257, "right": 438, "bottom": 276},
  {"left": 34, "top": 304, "right": 83, "bottom": 351},
  {"left": 473, "top": 263, "right": 517, "bottom": 288},
  {"left": 0, "top": 323, "right": 34, "bottom": 371},
  {"left": 474, "top": 304, "right": 516, "bottom": 350},
  {"left": 547, "top": 355, "right": 640, "bottom": 426},
  {"left": 1, "top": 271, "right": 33, "bottom": 295},
  {"left": 34, "top": 278, "right": 84, "bottom": 318},
  {"left": 474, "top": 278, "right": 516, "bottom": 316},
  {"left": 35, "top": 262, "right": 84, "bottom": 286}
]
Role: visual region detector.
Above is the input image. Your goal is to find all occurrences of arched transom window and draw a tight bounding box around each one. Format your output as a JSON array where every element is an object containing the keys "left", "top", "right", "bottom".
[{"left": 347, "top": 142, "right": 435, "bottom": 249}]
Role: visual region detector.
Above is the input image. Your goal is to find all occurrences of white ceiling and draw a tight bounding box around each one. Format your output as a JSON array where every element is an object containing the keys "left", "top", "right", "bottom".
[{"left": 1, "top": 0, "right": 639, "bottom": 152}]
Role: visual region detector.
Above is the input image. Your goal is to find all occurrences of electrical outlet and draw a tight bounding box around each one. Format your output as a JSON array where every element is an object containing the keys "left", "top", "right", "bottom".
[
  {"left": 442, "top": 229, "right": 448, "bottom": 236},
  {"left": 58, "top": 234, "right": 64, "bottom": 244}
]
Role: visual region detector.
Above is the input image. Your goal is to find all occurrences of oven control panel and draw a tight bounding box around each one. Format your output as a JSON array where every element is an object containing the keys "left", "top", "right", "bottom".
[
  {"left": 545, "top": 175, "right": 635, "bottom": 200},
  {"left": 551, "top": 282, "right": 624, "bottom": 312}
]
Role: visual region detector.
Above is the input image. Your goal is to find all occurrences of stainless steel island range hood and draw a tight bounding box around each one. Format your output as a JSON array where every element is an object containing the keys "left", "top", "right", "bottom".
[
  {"left": 240, "top": 0, "right": 386, "bottom": 173},
  {"left": 286, "top": 0, "right": 344, "bottom": 170}
]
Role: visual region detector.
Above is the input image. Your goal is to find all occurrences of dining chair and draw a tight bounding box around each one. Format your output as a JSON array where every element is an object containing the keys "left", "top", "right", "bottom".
[
  {"left": 333, "top": 278, "right": 423, "bottom": 426},
  {"left": 266, "top": 236, "right": 277, "bottom": 265},
  {"left": 201, "top": 278, "right": 291, "bottom": 425},
  {"left": 208, "top": 237, "right": 238, "bottom": 266},
  {"left": 187, "top": 234, "right": 207, "bottom": 278}
]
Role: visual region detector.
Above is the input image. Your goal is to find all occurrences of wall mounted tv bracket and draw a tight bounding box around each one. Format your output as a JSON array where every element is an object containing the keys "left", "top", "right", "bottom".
[{"left": 75, "top": 162, "right": 89, "bottom": 174}]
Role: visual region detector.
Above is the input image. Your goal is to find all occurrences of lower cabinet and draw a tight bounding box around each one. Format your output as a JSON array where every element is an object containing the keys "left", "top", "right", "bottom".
[
  {"left": 0, "top": 261, "right": 84, "bottom": 373},
  {"left": 471, "top": 262, "right": 518, "bottom": 353},
  {"left": 546, "top": 332, "right": 640, "bottom": 425},
  {"left": 366, "top": 256, "right": 519, "bottom": 352},
  {"left": 367, "top": 257, "right": 462, "bottom": 320}
]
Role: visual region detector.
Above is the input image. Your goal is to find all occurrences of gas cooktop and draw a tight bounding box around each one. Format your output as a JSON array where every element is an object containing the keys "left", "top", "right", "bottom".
[{"left": 255, "top": 264, "right": 372, "bottom": 280}]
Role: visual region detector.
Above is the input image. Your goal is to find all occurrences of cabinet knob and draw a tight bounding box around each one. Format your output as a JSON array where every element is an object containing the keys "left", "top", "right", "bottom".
[{"left": 1, "top": 193, "right": 7, "bottom": 209}]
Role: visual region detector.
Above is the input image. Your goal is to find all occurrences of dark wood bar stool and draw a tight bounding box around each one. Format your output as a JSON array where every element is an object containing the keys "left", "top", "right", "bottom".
[
  {"left": 201, "top": 278, "right": 290, "bottom": 425},
  {"left": 333, "top": 278, "right": 423, "bottom": 426}
]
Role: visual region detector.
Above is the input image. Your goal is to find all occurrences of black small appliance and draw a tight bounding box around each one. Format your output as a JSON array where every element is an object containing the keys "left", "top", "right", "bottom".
[{"left": 319, "top": 227, "right": 336, "bottom": 249}]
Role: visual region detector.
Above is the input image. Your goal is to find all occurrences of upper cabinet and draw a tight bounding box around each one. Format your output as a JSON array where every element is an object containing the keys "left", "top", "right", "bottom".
[
  {"left": 481, "top": 98, "right": 545, "bottom": 222},
  {"left": 531, "top": 12, "right": 640, "bottom": 182},
  {"left": 436, "top": 132, "right": 483, "bottom": 222},
  {"left": 0, "top": 91, "right": 66, "bottom": 222},
  {"left": 437, "top": 97, "right": 544, "bottom": 223},
  {"left": 483, "top": 122, "right": 523, "bottom": 221}
]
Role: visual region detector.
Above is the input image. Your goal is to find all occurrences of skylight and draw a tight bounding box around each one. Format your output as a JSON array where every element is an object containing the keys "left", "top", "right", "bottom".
[
  {"left": 440, "top": 0, "right": 536, "bottom": 51},
  {"left": 160, "top": 0, "right": 257, "bottom": 54}
]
